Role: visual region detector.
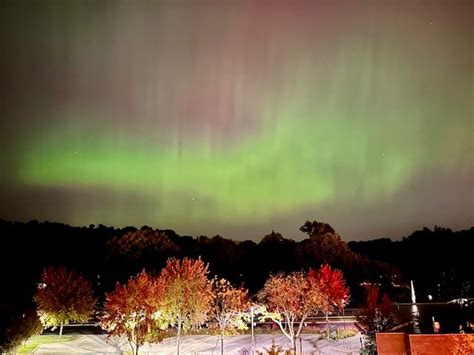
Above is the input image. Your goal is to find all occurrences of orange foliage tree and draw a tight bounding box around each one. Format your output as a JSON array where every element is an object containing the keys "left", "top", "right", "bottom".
[
  {"left": 160, "top": 257, "right": 212, "bottom": 354},
  {"left": 210, "top": 277, "right": 250, "bottom": 354},
  {"left": 100, "top": 271, "right": 167, "bottom": 355},
  {"left": 308, "top": 264, "right": 350, "bottom": 338},
  {"left": 259, "top": 271, "right": 323, "bottom": 353},
  {"left": 33, "top": 266, "right": 96, "bottom": 337}
]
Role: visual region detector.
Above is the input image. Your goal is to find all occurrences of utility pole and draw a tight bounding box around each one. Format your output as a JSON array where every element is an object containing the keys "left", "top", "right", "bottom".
[{"left": 251, "top": 306, "right": 255, "bottom": 354}]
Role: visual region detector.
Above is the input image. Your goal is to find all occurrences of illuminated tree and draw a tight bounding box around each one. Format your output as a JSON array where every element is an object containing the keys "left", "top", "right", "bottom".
[
  {"left": 308, "top": 264, "right": 350, "bottom": 338},
  {"left": 33, "top": 266, "right": 96, "bottom": 336},
  {"left": 259, "top": 272, "right": 323, "bottom": 353},
  {"left": 100, "top": 271, "right": 167, "bottom": 355},
  {"left": 160, "top": 257, "right": 212, "bottom": 354},
  {"left": 210, "top": 277, "right": 250, "bottom": 355},
  {"left": 356, "top": 285, "right": 393, "bottom": 354}
]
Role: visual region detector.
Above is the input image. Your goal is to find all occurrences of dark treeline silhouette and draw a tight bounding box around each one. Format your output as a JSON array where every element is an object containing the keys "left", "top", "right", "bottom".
[
  {"left": 348, "top": 226, "right": 474, "bottom": 301},
  {"left": 0, "top": 219, "right": 404, "bottom": 307},
  {"left": 0, "top": 219, "right": 472, "bottom": 314}
]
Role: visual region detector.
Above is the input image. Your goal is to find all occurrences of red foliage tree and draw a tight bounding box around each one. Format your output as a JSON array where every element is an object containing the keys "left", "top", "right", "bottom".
[
  {"left": 210, "top": 277, "right": 250, "bottom": 355},
  {"left": 100, "top": 271, "right": 166, "bottom": 355},
  {"left": 308, "top": 264, "right": 350, "bottom": 338},
  {"left": 34, "top": 266, "right": 96, "bottom": 336},
  {"left": 356, "top": 284, "right": 393, "bottom": 353},
  {"left": 259, "top": 272, "right": 323, "bottom": 353},
  {"left": 160, "top": 257, "right": 212, "bottom": 354}
]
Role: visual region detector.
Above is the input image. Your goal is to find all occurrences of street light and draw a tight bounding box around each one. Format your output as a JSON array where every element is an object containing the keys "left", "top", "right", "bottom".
[{"left": 250, "top": 305, "right": 255, "bottom": 354}]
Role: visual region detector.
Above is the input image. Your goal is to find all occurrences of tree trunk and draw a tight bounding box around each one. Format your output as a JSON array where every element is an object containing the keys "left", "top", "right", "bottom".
[
  {"left": 131, "top": 330, "right": 138, "bottom": 355},
  {"left": 293, "top": 336, "right": 297, "bottom": 354},
  {"left": 220, "top": 332, "right": 224, "bottom": 355},
  {"left": 326, "top": 313, "right": 330, "bottom": 339},
  {"left": 176, "top": 320, "right": 181, "bottom": 355},
  {"left": 59, "top": 322, "right": 63, "bottom": 337},
  {"left": 274, "top": 318, "right": 293, "bottom": 352}
]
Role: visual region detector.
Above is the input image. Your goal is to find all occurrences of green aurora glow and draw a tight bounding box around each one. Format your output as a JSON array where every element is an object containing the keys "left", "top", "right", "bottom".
[{"left": 1, "top": 0, "right": 472, "bottom": 239}]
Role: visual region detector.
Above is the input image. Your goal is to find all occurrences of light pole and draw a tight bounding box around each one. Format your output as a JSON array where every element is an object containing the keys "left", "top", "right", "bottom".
[{"left": 250, "top": 305, "right": 255, "bottom": 354}]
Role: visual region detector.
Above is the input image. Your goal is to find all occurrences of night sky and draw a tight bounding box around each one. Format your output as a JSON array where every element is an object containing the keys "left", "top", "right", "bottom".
[{"left": 1, "top": 0, "right": 473, "bottom": 241}]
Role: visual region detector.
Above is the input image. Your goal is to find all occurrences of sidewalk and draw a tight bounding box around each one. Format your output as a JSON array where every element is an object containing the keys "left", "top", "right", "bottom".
[{"left": 34, "top": 333, "right": 363, "bottom": 354}]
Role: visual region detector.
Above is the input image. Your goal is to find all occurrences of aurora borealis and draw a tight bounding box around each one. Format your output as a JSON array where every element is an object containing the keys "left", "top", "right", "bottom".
[{"left": 1, "top": 1, "right": 472, "bottom": 240}]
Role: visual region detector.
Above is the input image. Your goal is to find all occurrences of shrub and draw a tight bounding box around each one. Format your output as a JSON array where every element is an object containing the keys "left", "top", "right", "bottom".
[{"left": 0, "top": 309, "right": 43, "bottom": 353}]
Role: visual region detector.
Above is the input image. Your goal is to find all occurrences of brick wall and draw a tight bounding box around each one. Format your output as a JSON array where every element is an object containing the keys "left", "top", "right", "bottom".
[
  {"left": 409, "top": 334, "right": 459, "bottom": 355},
  {"left": 376, "top": 332, "right": 472, "bottom": 355},
  {"left": 376, "top": 332, "right": 410, "bottom": 354}
]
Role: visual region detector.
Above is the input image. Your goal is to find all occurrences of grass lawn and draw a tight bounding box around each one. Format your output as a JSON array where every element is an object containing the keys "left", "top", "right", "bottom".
[{"left": 18, "top": 334, "right": 78, "bottom": 353}]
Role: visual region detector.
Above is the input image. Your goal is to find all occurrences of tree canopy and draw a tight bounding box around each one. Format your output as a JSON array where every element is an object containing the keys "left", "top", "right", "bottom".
[
  {"left": 34, "top": 266, "right": 96, "bottom": 336},
  {"left": 160, "top": 257, "right": 212, "bottom": 354},
  {"left": 259, "top": 271, "right": 324, "bottom": 352},
  {"left": 100, "top": 270, "right": 167, "bottom": 355}
]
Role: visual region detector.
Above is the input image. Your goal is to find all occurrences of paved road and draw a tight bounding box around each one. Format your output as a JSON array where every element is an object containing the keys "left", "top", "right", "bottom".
[{"left": 33, "top": 333, "right": 362, "bottom": 354}]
